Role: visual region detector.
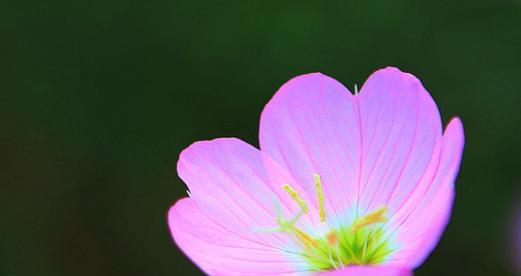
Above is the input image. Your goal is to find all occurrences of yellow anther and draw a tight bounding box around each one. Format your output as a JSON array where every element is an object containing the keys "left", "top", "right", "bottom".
[
  {"left": 282, "top": 184, "right": 309, "bottom": 213},
  {"left": 293, "top": 227, "right": 319, "bottom": 250},
  {"left": 351, "top": 206, "right": 388, "bottom": 232},
  {"left": 313, "top": 173, "right": 326, "bottom": 222},
  {"left": 326, "top": 230, "right": 338, "bottom": 246}
]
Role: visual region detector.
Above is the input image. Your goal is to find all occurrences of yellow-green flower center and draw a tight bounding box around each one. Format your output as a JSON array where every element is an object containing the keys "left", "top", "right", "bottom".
[{"left": 267, "top": 174, "right": 394, "bottom": 271}]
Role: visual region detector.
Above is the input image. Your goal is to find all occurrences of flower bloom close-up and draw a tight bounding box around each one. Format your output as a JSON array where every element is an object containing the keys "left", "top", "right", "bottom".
[{"left": 168, "top": 67, "right": 465, "bottom": 275}]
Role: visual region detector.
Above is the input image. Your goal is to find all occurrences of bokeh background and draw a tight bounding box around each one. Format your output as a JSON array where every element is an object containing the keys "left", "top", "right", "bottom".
[{"left": 2, "top": 0, "right": 521, "bottom": 275}]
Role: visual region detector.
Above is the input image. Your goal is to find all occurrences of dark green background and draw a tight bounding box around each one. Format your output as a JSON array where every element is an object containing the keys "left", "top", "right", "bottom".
[{"left": 1, "top": 0, "right": 520, "bottom": 275}]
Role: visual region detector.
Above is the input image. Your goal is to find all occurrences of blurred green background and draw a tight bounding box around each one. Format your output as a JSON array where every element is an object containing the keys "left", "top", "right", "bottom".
[{"left": 1, "top": 0, "right": 520, "bottom": 275}]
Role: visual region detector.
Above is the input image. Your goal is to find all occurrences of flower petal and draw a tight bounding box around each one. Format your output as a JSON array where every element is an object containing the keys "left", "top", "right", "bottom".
[
  {"left": 386, "top": 117, "right": 464, "bottom": 267},
  {"left": 260, "top": 67, "right": 443, "bottom": 219},
  {"left": 177, "top": 137, "right": 320, "bottom": 253},
  {"left": 357, "top": 67, "right": 443, "bottom": 215},
  {"left": 169, "top": 198, "right": 308, "bottom": 275},
  {"left": 260, "top": 73, "right": 361, "bottom": 224},
  {"left": 316, "top": 265, "right": 412, "bottom": 276}
]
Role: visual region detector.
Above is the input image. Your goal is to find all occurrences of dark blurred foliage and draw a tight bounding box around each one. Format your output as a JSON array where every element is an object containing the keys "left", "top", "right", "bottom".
[{"left": 1, "top": 0, "right": 521, "bottom": 275}]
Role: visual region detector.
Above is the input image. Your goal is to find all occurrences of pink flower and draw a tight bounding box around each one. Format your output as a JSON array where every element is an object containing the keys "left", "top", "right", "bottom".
[{"left": 168, "top": 67, "right": 464, "bottom": 275}]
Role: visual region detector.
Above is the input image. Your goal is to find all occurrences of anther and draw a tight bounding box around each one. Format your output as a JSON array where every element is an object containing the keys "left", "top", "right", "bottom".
[
  {"left": 351, "top": 206, "right": 388, "bottom": 232},
  {"left": 294, "top": 227, "right": 319, "bottom": 250},
  {"left": 282, "top": 184, "right": 309, "bottom": 213},
  {"left": 313, "top": 173, "right": 326, "bottom": 222},
  {"left": 326, "top": 231, "right": 338, "bottom": 246}
]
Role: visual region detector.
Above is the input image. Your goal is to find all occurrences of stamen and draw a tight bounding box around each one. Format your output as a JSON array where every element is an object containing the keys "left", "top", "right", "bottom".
[
  {"left": 313, "top": 173, "right": 326, "bottom": 222},
  {"left": 327, "top": 246, "right": 339, "bottom": 269},
  {"left": 325, "top": 231, "right": 341, "bottom": 268},
  {"left": 326, "top": 231, "right": 338, "bottom": 246},
  {"left": 282, "top": 184, "right": 309, "bottom": 213},
  {"left": 351, "top": 206, "right": 388, "bottom": 232},
  {"left": 293, "top": 226, "right": 319, "bottom": 250},
  {"left": 362, "top": 229, "right": 370, "bottom": 261},
  {"left": 275, "top": 217, "right": 319, "bottom": 251}
]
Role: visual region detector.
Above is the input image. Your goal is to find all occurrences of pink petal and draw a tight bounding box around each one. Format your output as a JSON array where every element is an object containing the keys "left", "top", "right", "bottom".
[
  {"left": 357, "top": 67, "right": 443, "bottom": 216},
  {"left": 169, "top": 198, "right": 307, "bottom": 275},
  {"left": 316, "top": 265, "right": 412, "bottom": 276},
  {"left": 260, "top": 73, "right": 361, "bottom": 224},
  {"left": 260, "top": 68, "right": 442, "bottom": 218},
  {"left": 387, "top": 118, "right": 464, "bottom": 267},
  {"left": 176, "top": 138, "right": 322, "bottom": 261}
]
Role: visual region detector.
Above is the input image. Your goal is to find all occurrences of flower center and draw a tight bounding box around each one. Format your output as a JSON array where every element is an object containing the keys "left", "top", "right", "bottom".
[{"left": 267, "top": 174, "right": 394, "bottom": 271}]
